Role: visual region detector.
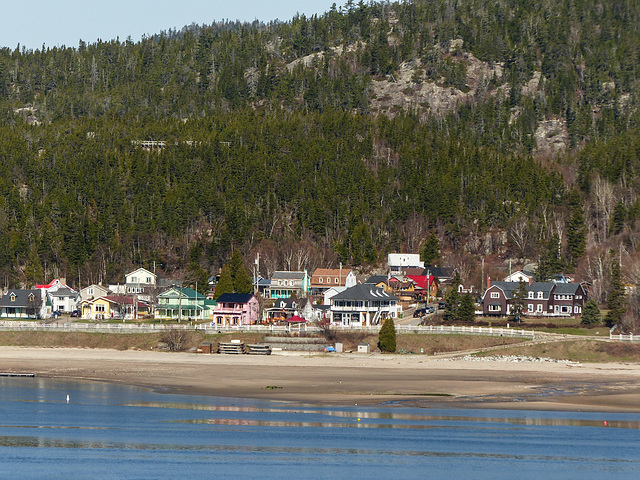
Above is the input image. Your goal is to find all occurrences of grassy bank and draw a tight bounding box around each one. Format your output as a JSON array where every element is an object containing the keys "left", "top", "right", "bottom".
[{"left": 475, "top": 339, "right": 640, "bottom": 363}]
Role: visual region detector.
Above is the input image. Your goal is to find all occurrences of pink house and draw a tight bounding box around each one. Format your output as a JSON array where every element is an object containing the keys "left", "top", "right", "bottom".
[{"left": 211, "top": 293, "right": 260, "bottom": 327}]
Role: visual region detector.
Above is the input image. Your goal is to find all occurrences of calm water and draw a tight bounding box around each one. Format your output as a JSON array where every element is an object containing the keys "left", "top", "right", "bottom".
[{"left": 1, "top": 377, "right": 639, "bottom": 479}]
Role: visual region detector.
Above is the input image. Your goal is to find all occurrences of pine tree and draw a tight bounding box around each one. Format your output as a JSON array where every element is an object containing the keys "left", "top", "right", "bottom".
[
  {"left": 378, "top": 317, "right": 396, "bottom": 353},
  {"left": 421, "top": 232, "right": 440, "bottom": 267},
  {"left": 566, "top": 209, "right": 586, "bottom": 267},
  {"left": 605, "top": 258, "right": 626, "bottom": 327},
  {"left": 458, "top": 293, "right": 476, "bottom": 323},
  {"left": 510, "top": 280, "right": 528, "bottom": 324},
  {"left": 234, "top": 263, "right": 253, "bottom": 294},
  {"left": 443, "top": 287, "right": 460, "bottom": 322},
  {"left": 581, "top": 299, "right": 602, "bottom": 325},
  {"left": 214, "top": 264, "right": 234, "bottom": 299}
]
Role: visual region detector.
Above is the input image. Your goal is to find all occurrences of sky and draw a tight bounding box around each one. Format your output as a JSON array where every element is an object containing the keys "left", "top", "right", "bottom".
[{"left": 0, "top": 0, "right": 341, "bottom": 50}]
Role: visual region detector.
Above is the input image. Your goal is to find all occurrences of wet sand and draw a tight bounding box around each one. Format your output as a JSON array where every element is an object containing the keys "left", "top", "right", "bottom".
[{"left": 1, "top": 347, "right": 639, "bottom": 412}]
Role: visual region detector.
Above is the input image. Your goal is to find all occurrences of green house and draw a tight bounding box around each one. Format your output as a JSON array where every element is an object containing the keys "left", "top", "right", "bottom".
[{"left": 155, "top": 287, "right": 207, "bottom": 321}]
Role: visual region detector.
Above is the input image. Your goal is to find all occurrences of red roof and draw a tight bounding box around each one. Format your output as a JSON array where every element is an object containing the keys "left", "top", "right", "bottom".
[
  {"left": 35, "top": 279, "right": 60, "bottom": 289},
  {"left": 285, "top": 315, "right": 306, "bottom": 323},
  {"left": 406, "top": 275, "right": 437, "bottom": 290}
]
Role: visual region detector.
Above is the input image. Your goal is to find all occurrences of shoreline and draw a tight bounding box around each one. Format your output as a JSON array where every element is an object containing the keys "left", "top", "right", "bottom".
[{"left": 2, "top": 346, "right": 640, "bottom": 412}]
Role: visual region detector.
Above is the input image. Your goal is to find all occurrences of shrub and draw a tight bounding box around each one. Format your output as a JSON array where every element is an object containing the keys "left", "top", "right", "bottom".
[
  {"left": 161, "top": 328, "right": 190, "bottom": 351},
  {"left": 378, "top": 318, "right": 397, "bottom": 353},
  {"left": 581, "top": 300, "right": 602, "bottom": 325}
]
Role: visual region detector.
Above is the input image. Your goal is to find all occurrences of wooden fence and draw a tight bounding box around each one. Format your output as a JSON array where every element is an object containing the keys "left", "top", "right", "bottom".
[{"left": 0, "top": 321, "right": 535, "bottom": 338}]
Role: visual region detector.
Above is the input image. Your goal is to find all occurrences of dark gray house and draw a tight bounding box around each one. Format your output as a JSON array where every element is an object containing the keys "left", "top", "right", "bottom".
[
  {"left": 482, "top": 280, "right": 586, "bottom": 317},
  {"left": 0, "top": 289, "right": 46, "bottom": 319}
]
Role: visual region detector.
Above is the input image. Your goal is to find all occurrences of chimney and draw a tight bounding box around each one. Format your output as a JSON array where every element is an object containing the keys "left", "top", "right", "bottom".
[
  {"left": 528, "top": 276, "right": 533, "bottom": 286},
  {"left": 487, "top": 277, "right": 491, "bottom": 289}
]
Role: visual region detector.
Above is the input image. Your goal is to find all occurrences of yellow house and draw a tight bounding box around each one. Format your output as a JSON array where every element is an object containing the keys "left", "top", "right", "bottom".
[{"left": 81, "top": 295, "right": 151, "bottom": 320}]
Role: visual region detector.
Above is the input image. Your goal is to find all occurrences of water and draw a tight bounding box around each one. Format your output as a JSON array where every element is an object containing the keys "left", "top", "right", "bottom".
[{"left": 1, "top": 377, "right": 639, "bottom": 479}]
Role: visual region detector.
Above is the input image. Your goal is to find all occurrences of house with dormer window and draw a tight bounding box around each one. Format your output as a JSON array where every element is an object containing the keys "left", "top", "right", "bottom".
[
  {"left": 330, "top": 284, "right": 399, "bottom": 326},
  {"left": 482, "top": 280, "right": 586, "bottom": 317},
  {"left": 0, "top": 289, "right": 46, "bottom": 319}
]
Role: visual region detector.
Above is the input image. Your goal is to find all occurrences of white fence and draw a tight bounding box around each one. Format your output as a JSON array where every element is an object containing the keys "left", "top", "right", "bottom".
[
  {"left": 0, "top": 321, "right": 535, "bottom": 338},
  {"left": 610, "top": 333, "right": 640, "bottom": 342}
]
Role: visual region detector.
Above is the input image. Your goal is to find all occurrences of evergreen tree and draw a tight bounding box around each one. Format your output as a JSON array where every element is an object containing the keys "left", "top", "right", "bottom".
[
  {"left": 234, "top": 262, "right": 253, "bottom": 294},
  {"left": 458, "top": 293, "right": 476, "bottom": 323},
  {"left": 610, "top": 202, "right": 626, "bottom": 235},
  {"left": 581, "top": 299, "right": 602, "bottom": 325},
  {"left": 566, "top": 209, "right": 586, "bottom": 267},
  {"left": 214, "top": 264, "right": 234, "bottom": 299},
  {"left": 443, "top": 287, "right": 460, "bottom": 322},
  {"left": 536, "top": 234, "right": 564, "bottom": 281},
  {"left": 378, "top": 317, "right": 397, "bottom": 353},
  {"left": 510, "top": 280, "right": 528, "bottom": 324},
  {"left": 421, "top": 232, "right": 440, "bottom": 267},
  {"left": 605, "top": 257, "right": 626, "bottom": 327},
  {"left": 229, "top": 250, "right": 245, "bottom": 286}
]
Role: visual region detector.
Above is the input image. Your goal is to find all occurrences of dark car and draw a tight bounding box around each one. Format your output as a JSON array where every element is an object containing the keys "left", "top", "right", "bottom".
[
  {"left": 413, "top": 308, "right": 427, "bottom": 318},
  {"left": 425, "top": 306, "right": 435, "bottom": 314},
  {"left": 51, "top": 310, "right": 62, "bottom": 318},
  {"left": 70, "top": 310, "right": 81, "bottom": 318},
  {"left": 438, "top": 302, "right": 446, "bottom": 310}
]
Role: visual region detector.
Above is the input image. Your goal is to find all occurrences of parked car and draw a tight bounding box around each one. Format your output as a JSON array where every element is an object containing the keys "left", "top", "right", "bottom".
[
  {"left": 70, "top": 310, "right": 81, "bottom": 318},
  {"left": 51, "top": 310, "right": 62, "bottom": 318},
  {"left": 413, "top": 308, "right": 427, "bottom": 318},
  {"left": 438, "top": 302, "right": 446, "bottom": 310},
  {"left": 425, "top": 306, "right": 435, "bottom": 314}
]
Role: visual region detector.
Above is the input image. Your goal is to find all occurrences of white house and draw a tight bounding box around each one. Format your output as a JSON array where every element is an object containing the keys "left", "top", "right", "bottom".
[
  {"left": 387, "top": 253, "right": 424, "bottom": 275},
  {"left": 503, "top": 270, "right": 535, "bottom": 283},
  {"left": 330, "top": 284, "right": 399, "bottom": 326},
  {"left": 47, "top": 287, "right": 81, "bottom": 313},
  {"left": 110, "top": 267, "right": 158, "bottom": 302}
]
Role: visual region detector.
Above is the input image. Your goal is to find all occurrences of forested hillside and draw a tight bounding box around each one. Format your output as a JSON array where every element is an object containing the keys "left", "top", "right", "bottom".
[{"left": 1, "top": 0, "right": 639, "bottom": 301}]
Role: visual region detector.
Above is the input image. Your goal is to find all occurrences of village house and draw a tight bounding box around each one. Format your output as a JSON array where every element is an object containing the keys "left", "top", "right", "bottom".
[
  {"left": 0, "top": 289, "right": 46, "bottom": 319},
  {"left": 109, "top": 267, "right": 160, "bottom": 302},
  {"left": 329, "top": 284, "right": 399, "bottom": 326},
  {"left": 263, "top": 297, "right": 315, "bottom": 323},
  {"left": 309, "top": 267, "right": 357, "bottom": 300},
  {"left": 482, "top": 279, "right": 586, "bottom": 317},
  {"left": 155, "top": 287, "right": 207, "bottom": 321},
  {"left": 387, "top": 253, "right": 424, "bottom": 275},
  {"left": 80, "top": 284, "right": 111, "bottom": 302},
  {"left": 267, "top": 271, "right": 310, "bottom": 299},
  {"left": 211, "top": 293, "right": 259, "bottom": 327},
  {"left": 81, "top": 295, "right": 152, "bottom": 320}
]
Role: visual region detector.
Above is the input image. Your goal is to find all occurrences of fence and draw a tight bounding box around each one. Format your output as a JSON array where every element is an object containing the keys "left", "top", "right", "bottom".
[
  {"left": 610, "top": 333, "right": 640, "bottom": 342},
  {"left": 0, "top": 321, "right": 535, "bottom": 338}
]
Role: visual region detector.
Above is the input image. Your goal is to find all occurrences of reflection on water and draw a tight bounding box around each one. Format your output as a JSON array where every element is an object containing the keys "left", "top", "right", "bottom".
[
  {"left": 1, "top": 377, "right": 640, "bottom": 479},
  {"left": 126, "top": 401, "right": 640, "bottom": 430}
]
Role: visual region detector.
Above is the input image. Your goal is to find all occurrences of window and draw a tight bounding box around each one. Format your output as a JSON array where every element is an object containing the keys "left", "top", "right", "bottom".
[
  {"left": 10, "top": 294, "right": 15, "bottom": 302},
  {"left": 536, "top": 304, "right": 542, "bottom": 312},
  {"left": 335, "top": 278, "right": 339, "bottom": 284},
  {"left": 327, "top": 277, "right": 331, "bottom": 283},
  {"left": 319, "top": 278, "right": 323, "bottom": 284},
  {"left": 537, "top": 292, "right": 543, "bottom": 299},
  {"left": 528, "top": 292, "right": 534, "bottom": 299},
  {"left": 96, "top": 305, "right": 105, "bottom": 312},
  {"left": 576, "top": 295, "right": 582, "bottom": 299},
  {"left": 490, "top": 292, "right": 500, "bottom": 299},
  {"left": 575, "top": 306, "right": 581, "bottom": 314},
  {"left": 146, "top": 277, "right": 152, "bottom": 283},
  {"left": 88, "top": 288, "right": 93, "bottom": 295},
  {"left": 488, "top": 305, "right": 501, "bottom": 312},
  {"left": 528, "top": 304, "right": 534, "bottom": 312}
]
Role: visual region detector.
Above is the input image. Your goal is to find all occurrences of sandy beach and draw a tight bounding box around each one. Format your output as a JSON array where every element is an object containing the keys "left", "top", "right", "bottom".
[{"left": 2, "top": 346, "right": 640, "bottom": 412}]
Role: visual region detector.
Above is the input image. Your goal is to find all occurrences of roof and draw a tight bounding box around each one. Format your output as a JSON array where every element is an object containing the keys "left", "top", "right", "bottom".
[
  {"left": 159, "top": 287, "right": 205, "bottom": 300},
  {"left": 406, "top": 275, "right": 436, "bottom": 290},
  {"left": 553, "top": 283, "right": 582, "bottom": 295},
  {"left": 271, "top": 271, "right": 306, "bottom": 280},
  {"left": 486, "top": 281, "right": 555, "bottom": 300},
  {"left": 365, "top": 275, "right": 388, "bottom": 285},
  {"left": 35, "top": 279, "right": 60, "bottom": 290},
  {"left": 100, "top": 296, "right": 150, "bottom": 306},
  {"left": 216, "top": 293, "right": 256, "bottom": 304},
  {"left": 332, "top": 284, "right": 398, "bottom": 302},
  {"left": 0, "top": 289, "right": 42, "bottom": 307},
  {"left": 48, "top": 287, "right": 78, "bottom": 298},
  {"left": 126, "top": 268, "right": 156, "bottom": 279}
]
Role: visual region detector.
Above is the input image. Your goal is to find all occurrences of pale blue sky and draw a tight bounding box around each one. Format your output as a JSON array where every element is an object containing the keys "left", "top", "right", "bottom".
[{"left": 1, "top": 1, "right": 342, "bottom": 50}]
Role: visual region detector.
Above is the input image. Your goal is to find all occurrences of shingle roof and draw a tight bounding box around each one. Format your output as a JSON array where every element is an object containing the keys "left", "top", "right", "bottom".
[
  {"left": 271, "top": 271, "right": 306, "bottom": 280},
  {"left": 0, "top": 289, "right": 42, "bottom": 307},
  {"left": 332, "top": 284, "right": 398, "bottom": 301},
  {"left": 488, "top": 281, "right": 555, "bottom": 300},
  {"left": 365, "top": 275, "right": 388, "bottom": 285},
  {"left": 553, "top": 283, "right": 582, "bottom": 295},
  {"left": 216, "top": 293, "right": 255, "bottom": 304}
]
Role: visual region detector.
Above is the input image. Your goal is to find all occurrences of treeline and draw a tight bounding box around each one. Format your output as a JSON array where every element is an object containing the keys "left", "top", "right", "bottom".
[{"left": 0, "top": 0, "right": 639, "bottom": 289}]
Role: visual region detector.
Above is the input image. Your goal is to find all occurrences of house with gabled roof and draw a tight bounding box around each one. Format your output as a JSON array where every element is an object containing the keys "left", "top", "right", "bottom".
[
  {"left": 80, "top": 284, "right": 111, "bottom": 302},
  {"left": 211, "top": 293, "right": 259, "bottom": 327},
  {"left": 0, "top": 289, "right": 46, "bottom": 319},
  {"left": 81, "top": 295, "right": 152, "bottom": 320},
  {"left": 482, "top": 280, "right": 586, "bottom": 317},
  {"left": 47, "top": 287, "right": 80, "bottom": 313},
  {"left": 267, "top": 271, "right": 310, "bottom": 299},
  {"left": 155, "top": 287, "right": 207, "bottom": 320},
  {"left": 309, "top": 267, "right": 357, "bottom": 299},
  {"left": 330, "top": 284, "right": 399, "bottom": 326}
]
